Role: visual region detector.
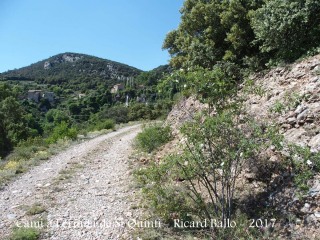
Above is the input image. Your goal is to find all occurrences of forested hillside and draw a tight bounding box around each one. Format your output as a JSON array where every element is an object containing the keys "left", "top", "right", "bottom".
[{"left": 0, "top": 55, "right": 172, "bottom": 161}]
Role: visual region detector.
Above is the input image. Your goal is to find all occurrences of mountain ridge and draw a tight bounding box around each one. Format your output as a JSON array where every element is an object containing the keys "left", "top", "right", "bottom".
[{"left": 0, "top": 52, "right": 143, "bottom": 91}]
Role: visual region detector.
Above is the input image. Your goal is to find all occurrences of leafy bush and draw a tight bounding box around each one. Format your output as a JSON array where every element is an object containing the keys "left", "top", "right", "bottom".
[
  {"left": 269, "top": 100, "right": 285, "bottom": 114},
  {"left": 157, "top": 64, "right": 240, "bottom": 112},
  {"left": 46, "top": 121, "right": 78, "bottom": 144},
  {"left": 287, "top": 144, "right": 320, "bottom": 191},
  {"left": 135, "top": 125, "right": 172, "bottom": 153},
  {"left": 0, "top": 92, "right": 32, "bottom": 157},
  {"left": 100, "top": 105, "right": 129, "bottom": 123},
  {"left": 6, "top": 138, "right": 48, "bottom": 162},
  {"left": 183, "top": 65, "right": 239, "bottom": 110},
  {"left": 135, "top": 159, "right": 193, "bottom": 224},
  {"left": 251, "top": 0, "right": 320, "bottom": 63},
  {"left": 94, "top": 119, "right": 115, "bottom": 131},
  {"left": 128, "top": 103, "right": 153, "bottom": 121},
  {"left": 173, "top": 111, "right": 267, "bottom": 219},
  {"left": 9, "top": 227, "right": 40, "bottom": 240},
  {"left": 135, "top": 108, "right": 284, "bottom": 238}
]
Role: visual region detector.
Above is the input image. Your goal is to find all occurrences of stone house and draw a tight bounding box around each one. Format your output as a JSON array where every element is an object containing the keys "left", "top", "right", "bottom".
[
  {"left": 111, "top": 84, "right": 124, "bottom": 93},
  {"left": 78, "top": 93, "right": 86, "bottom": 99},
  {"left": 42, "top": 92, "right": 55, "bottom": 102},
  {"left": 27, "top": 90, "right": 55, "bottom": 103},
  {"left": 27, "top": 90, "right": 42, "bottom": 103}
]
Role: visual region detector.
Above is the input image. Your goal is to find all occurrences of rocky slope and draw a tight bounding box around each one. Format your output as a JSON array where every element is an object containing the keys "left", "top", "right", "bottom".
[
  {"left": 245, "top": 54, "right": 320, "bottom": 152},
  {"left": 165, "top": 95, "right": 207, "bottom": 135},
  {"left": 243, "top": 54, "right": 320, "bottom": 239},
  {"left": 166, "top": 54, "right": 320, "bottom": 152}
]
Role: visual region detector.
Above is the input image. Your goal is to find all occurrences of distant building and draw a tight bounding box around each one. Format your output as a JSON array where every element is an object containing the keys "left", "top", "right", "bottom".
[
  {"left": 136, "top": 94, "right": 146, "bottom": 103},
  {"left": 78, "top": 93, "right": 86, "bottom": 99},
  {"left": 27, "top": 90, "right": 55, "bottom": 103},
  {"left": 42, "top": 92, "right": 55, "bottom": 102},
  {"left": 111, "top": 84, "right": 124, "bottom": 93},
  {"left": 137, "top": 84, "right": 145, "bottom": 90},
  {"left": 27, "top": 90, "right": 42, "bottom": 103}
]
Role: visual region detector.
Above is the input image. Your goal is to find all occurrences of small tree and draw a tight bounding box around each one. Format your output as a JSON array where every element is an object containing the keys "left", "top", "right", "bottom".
[{"left": 175, "top": 109, "right": 264, "bottom": 221}]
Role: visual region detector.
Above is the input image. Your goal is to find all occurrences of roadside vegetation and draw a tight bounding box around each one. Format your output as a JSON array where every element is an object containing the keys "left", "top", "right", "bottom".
[
  {"left": 133, "top": 0, "right": 320, "bottom": 239},
  {"left": 9, "top": 227, "right": 40, "bottom": 240},
  {"left": 135, "top": 124, "right": 172, "bottom": 153}
]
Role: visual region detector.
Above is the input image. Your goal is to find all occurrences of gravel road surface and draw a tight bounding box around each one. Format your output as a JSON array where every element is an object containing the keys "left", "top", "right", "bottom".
[{"left": 0, "top": 124, "right": 142, "bottom": 239}]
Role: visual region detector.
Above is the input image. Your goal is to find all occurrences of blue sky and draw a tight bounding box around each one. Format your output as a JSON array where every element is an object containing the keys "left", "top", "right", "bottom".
[{"left": 0, "top": 0, "right": 183, "bottom": 72}]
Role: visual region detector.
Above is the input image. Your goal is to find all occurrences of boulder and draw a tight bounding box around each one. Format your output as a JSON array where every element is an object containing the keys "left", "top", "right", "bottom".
[{"left": 309, "top": 134, "right": 320, "bottom": 153}]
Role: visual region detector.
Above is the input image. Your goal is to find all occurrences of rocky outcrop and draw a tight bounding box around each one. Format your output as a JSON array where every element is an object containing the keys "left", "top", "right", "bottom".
[
  {"left": 43, "top": 53, "right": 83, "bottom": 69},
  {"left": 245, "top": 54, "right": 320, "bottom": 152},
  {"left": 165, "top": 96, "right": 207, "bottom": 135},
  {"left": 44, "top": 61, "right": 51, "bottom": 70}
]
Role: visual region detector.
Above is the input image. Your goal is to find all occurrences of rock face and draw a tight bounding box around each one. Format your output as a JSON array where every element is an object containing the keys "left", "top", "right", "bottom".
[
  {"left": 41, "top": 53, "right": 135, "bottom": 81},
  {"left": 61, "top": 53, "right": 82, "bottom": 63},
  {"left": 44, "top": 61, "right": 51, "bottom": 70},
  {"left": 244, "top": 54, "right": 320, "bottom": 152},
  {"left": 165, "top": 96, "right": 207, "bottom": 135},
  {"left": 43, "top": 54, "right": 83, "bottom": 70}
]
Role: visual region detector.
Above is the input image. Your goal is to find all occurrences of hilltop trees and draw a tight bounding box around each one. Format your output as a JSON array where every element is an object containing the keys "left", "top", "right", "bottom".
[
  {"left": 163, "top": 0, "right": 263, "bottom": 69},
  {"left": 251, "top": 0, "right": 320, "bottom": 63},
  {"left": 163, "top": 0, "right": 320, "bottom": 69},
  {"left": 0, "top": 114, "right": 10, "bottom": 158}
]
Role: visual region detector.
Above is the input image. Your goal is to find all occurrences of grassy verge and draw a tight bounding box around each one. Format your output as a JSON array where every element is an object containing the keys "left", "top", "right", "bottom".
[
  {"left": 8, "top": 227, "right": 40, "bottom": 240},
  {"left": 135, "top": 123, "right": 172, "bottom": 153}
]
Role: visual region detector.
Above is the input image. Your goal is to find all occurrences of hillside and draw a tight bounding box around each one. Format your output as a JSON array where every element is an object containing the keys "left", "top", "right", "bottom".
[{"left": 0, "top": 53, "right": 143, "bottom": 91}]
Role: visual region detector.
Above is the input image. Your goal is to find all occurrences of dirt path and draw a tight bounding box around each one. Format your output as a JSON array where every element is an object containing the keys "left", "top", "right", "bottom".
[{"left": 0, "top": 124, "right": 142, "bottom": 239}]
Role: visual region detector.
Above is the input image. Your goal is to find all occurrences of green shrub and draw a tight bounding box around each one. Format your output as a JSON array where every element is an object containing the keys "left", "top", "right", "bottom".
[
  {"left": 287, "top": 144, "right": 320, "bottom": 191},
  {"left": 9, "top": 227, "right": 40, "bottom": 240},
  {"left": 251, "top": 0, "right": 320, "bottom": 63},
  {"left": 157, "top": 111, "right": 266, "bottom": 221},
  {"left": 95, "top": 119, "right": 115, "bottom": 131},
  {"left": 135, "top": 125, "right": 172, "bottom": 153},
  {"left": 128, "top": 103, "right": 153, "bottom": 121},
  {"left": 6, "top": 138, "right": 48, "bottom": 162},
  {"left": 46, "top": 121, "right": 78, "bottom": 144},
  {"left": 135, "top": 159, "right": 194, "bottom": 224},
  {"left": 269, "top": 100, "right": 285, "bottom": 114},
  {"left": 26, "top": 203, "right": 46, "bottom": 215},
  {"left": 101, "top": 105, "right": 129, "bottom": 123},
  {"left": 134, "top": 109, "right": 282, "bottom": 238}
]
